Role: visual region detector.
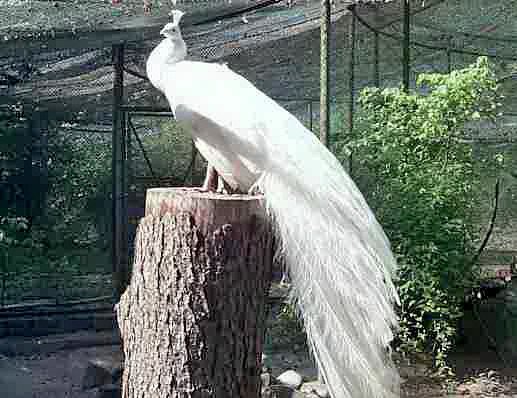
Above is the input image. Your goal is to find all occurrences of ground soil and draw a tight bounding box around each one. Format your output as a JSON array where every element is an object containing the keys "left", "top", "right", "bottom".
[{"left": 0, "top": 328, "right": 517, "bottom": 398}]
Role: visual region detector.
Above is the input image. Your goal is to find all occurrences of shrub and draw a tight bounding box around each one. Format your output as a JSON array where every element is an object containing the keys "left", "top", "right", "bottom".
[{"left": 340, "top": 57, "right": 502, "bottom": 373}]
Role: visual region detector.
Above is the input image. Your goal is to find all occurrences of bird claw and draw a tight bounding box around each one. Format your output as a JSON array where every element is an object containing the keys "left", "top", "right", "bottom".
[
  {"left": 248, "top": 183, "right": 263, "bottom": 196},
  {"left": 217, "top": 177, "right": 237, "bottom": 194},
  {"left": 248, "top": 174, "right": 265, "bottom": 195},
  {"left": 192, "top": 180, "right": 233, "bottom": 194},
  {"left": 201, "top": 165, "right": 218, "bottom": 192},
  {"left": 195, "top": 170, "right": 231, "bottom": 194}
]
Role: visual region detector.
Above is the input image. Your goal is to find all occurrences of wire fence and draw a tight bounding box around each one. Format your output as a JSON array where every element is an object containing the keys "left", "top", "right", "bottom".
[
  {"left": 0, "top": 0, "right": 516, "bottom": 310},
  {"left": 348, "top": 1, "right": 517, "bottom": 257}
]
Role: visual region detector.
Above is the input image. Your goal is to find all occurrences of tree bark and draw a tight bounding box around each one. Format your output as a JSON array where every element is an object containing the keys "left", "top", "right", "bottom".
[{"left": 117, "top": 188, "right": 274, "bottom": 398}]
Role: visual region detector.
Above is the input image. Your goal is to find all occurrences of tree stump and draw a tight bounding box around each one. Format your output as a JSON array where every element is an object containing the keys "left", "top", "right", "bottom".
[{"left": 117, "top": 188, "right": 274, "bottom": 398}]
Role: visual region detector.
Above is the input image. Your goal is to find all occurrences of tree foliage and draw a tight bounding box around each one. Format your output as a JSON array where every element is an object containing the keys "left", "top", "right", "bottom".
[
  {"left": 0, "top": 105, "right": 113, "bottom": 302},
  {"left": 0, "top": 105, "right": 31, "bottom": 220},
  {"left": 135, "top": 119, "right": 205, "bottom": 185},
  {"left": 341, "top": 57, "right": 502, "bottom": 372},
  {"left": 0, "top": 107, "right": 204, "bottom": 302},
  {"left": 46, "top": 126, "right": 112, "bottom": 246}
]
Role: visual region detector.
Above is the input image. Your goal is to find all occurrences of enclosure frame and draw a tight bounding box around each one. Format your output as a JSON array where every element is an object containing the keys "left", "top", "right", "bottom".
[{"left": 2, "top": 0, "right": 516, "bottom": 304}]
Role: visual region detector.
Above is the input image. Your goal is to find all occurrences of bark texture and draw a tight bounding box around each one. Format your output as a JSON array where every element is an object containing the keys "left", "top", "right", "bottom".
[{"left": 117, "top": 188, "right": 274, "bottom": 398}]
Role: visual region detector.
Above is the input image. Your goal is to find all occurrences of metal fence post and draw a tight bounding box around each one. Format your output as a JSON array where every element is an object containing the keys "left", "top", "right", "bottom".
[
  {"left": 402, "top": 0, "right": 410, "bottom": 92},
  {"left": 374, "top": 5, "right": 380, "bottom": 87},
  {"left": 318, "top": 0, "right": 331, "bottom": 383},
  {"left": 127, "top": 113, "right": 132, "bottom": 192},
  {"left": 308, "top": 101, "right": 313, "bottom": 131},
  {"left": 320, "top": 0, "right": 331, "bottom": 147},
  {"left": 112, "top": 43, "right": 128, "bottom": 301},
  {"left": 348, "top": 9, "right": 356, "bottom": 135},
  {"left": 348, "top": 8, "right": 356, "bottom": 176},
  {"left": 447, "top": 35, "right": 452, "bottom": 73}
]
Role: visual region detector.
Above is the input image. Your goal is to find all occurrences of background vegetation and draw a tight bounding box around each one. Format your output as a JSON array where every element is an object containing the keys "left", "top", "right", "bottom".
[
  {"left": 0, "top": 52, "right": 513, "bottom": 374},
  {"left": 0, "top": 105, "right": 114, "bottom": 304},
  {"left": 337, "top": 57, "right": 505, "bottom": 373},
  {"left": 0, "top": 109, "right": 205, "bottom": 304}
]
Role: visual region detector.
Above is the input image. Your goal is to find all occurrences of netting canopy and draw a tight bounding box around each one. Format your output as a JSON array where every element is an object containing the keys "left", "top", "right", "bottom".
[
  {"left": 2, "top": 0, "right": 517, "bottom": 124},
  {"left": 1, "top": 0, "right": 353, "bottom": 124}
]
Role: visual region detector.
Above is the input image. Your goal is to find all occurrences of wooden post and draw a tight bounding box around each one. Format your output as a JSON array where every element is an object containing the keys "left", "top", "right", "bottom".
[
  {"left": 320, "top": 0, "right": 331, "bottom": 147},
  {"left": 117, "top": 188, "right": 274, "bottom": 398}
]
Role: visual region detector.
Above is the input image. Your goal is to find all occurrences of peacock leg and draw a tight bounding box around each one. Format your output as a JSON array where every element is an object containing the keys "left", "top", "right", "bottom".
[
  {"left": 217, "top": 176, "right": 235, "bottom": 194},
  {"left": 199, "top": 164, "right": 238, "bottom": 194},
  {"left": 247, "top": 173, "right": 265, "bottom": 195},
  {"left": 201, "top": 164, "right": 218, "bottom": 192}
]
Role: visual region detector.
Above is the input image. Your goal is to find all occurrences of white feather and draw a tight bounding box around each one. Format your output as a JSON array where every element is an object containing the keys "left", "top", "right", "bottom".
[{"left": 147, "top": 11, "right": 400, "bottom": 398}]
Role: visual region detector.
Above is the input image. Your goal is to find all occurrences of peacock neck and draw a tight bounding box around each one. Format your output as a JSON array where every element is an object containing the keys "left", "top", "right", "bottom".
[
  {"left": 166, "top": 36, "right": 187, "bottom": 64},
  {"left": 146, "top": 37, "right": 187, "bottom": 92}
]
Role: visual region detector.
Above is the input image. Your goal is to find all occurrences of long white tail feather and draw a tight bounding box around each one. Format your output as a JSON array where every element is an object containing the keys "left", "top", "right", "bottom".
[{"left": 256, "top": 126, "right": 400, "bottom": 398}]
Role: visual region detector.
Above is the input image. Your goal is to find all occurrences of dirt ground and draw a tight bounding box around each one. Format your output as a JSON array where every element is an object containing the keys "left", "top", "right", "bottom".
[{"left": 1, "top": 330, "right": 517, "bottom": 398}]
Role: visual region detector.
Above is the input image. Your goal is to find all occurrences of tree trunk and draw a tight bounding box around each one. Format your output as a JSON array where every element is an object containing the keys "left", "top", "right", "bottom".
[{"left": 117, "top": 188, "right": 274, "bottom": 398}]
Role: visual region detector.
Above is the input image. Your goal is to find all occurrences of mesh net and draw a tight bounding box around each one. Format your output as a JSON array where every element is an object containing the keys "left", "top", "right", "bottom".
[
  {"left": 0, "top": 0, "right": 516, "bottom": 307},
  {"left": 351, "top": 0, "right": 517, "bottom": 257}
]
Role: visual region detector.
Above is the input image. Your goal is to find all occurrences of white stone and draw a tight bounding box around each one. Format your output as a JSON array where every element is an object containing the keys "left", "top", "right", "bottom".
[
  {"left": 277, "top": 369, "right": 303, "bottom": 389},
  {"left": 313, "top": 384, "right": 329, "bottom": 398},
  {"left": 261, "top": 372, "right": 273, "bottom": 388},
  {"left": 301, "top": 381, "right": 330, "bottom": 397}
]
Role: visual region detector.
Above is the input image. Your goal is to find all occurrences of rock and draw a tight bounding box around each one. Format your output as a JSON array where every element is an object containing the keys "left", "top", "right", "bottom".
[
  {"left": 300, "top": 381, "right": 329, "bottom": 397},
  {"left": 262, "top": 353, "right": 271, "bottom": 373},
  {"left": 398, "top": 365, "right": 415, "bottom": 378},
  {"left": 277, "top": 370, "right": 303, "bottom": 389},
  {"left": 462, "top": 280, "right": 517, "bottom": 362},
  {"left": 414, "top": 363, "right": 428, "bottom": 376},
  {"left": 487, "top": 370, "right": 498, "bottom": 379},
  {"left": 95, "top": 383, "right": 121, "bottom": 398},
  {"left": 311, "top": 384, "right": 329, "bottom": 398},
  {"left": 294, "top": 366, "right": 318, "bottom": 382},
  {"left": 262, "top": 384, "right": 305, "bottom": 398},
  {"left": 0, "top": 357, "right": 34, "bottom": 398},
  {"left": 398, "top": 362, "right": 428, "bottom": 379},
  {"left": 82, "top": 358, "right": 123, "bottom": 390},
  {"left": 261, "top": 372, "right": 274, "bottom": 388}
]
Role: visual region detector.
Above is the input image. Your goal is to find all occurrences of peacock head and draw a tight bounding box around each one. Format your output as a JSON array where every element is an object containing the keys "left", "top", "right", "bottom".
[
  {"left": 157, "top": 10, "right": 187, "bottom": 62},
  {"left": 160, "top": 10, "right": 185, "bottom": 39}
]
